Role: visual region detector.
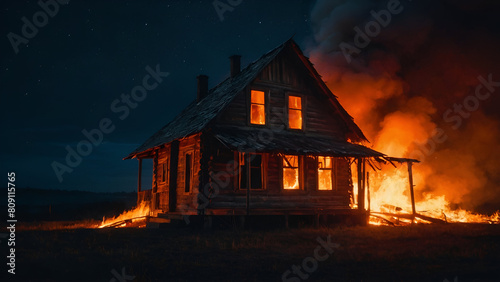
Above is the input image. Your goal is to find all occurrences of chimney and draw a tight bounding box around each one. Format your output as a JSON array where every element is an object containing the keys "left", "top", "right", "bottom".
[
  {"left": 197, "top": 75, "right": 209, "bottom": 102},
  {"left": 229, "top": 55, "right": 241, "bottom": 77}
]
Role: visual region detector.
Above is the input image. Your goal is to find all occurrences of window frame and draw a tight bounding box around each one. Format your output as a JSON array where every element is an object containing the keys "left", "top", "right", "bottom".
[
  {"left": 286, "top": 93, "right": 304, "bottom": 131},
  {"left": 248, "top": 89, "right": 268, "bottom": 126},
  {"left": 316, "top": 156, "right": 336, "bottom": 191},
  {"left": 281, "top": 154, "right": 303, "bottom": 191},
  {"left": 159, "top": 157, "right": 170, "bottom": 185},
  {"left": 238, "top": 152, "right": 267, "bottom": 191}
]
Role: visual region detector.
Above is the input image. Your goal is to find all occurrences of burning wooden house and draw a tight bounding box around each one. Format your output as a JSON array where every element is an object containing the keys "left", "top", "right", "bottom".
[{"left": 125, "top": 39, "right": 415, "bottom": 226}]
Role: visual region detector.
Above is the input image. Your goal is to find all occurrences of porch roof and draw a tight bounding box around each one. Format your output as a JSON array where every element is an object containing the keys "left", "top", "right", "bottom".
[{"left": 213, "top": 128, "right": 384, "bottom": 158}]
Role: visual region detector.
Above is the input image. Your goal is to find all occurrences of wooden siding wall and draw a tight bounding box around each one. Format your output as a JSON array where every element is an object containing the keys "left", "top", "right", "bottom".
[
  {"left": 175, "top": 133, "right": 201, "bottom": 214},
  {"left": 204, "top": 138, "right": 351, "bottom": 213}
]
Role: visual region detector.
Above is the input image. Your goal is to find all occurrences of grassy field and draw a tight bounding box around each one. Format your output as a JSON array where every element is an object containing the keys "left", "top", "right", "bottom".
[{"left": 7, "top": 223, "right": 500, "bottom": 281}]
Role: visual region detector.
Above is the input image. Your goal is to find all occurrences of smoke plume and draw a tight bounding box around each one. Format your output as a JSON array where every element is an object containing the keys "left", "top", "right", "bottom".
[{"left": 309, "top": 0, "right": 500, "bottom": 213}]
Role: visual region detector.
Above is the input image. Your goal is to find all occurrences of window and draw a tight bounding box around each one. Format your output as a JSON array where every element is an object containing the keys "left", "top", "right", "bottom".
[
  {"left": 317, "top": 156, "right": 334, "bottom": 190},
  {"left": 159, "top": 157, "right": 170, "bottom": 184},
  {"left": 283, "top": 155, "right": 300, "bottom": 190},
  {"left": 184, "top": 153, "right": 193, "bottom": 193},
  {"left": 239, "top": 153, "right": 264, "bottom": 190},
  {"left": 288, "top": 95, "right": 302, "bottom": 129},
  {"left": 250, "top": 90, "right": 266, "bottom": 125}
]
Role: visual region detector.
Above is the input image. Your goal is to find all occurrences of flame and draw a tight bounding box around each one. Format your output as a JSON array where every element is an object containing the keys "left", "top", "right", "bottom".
[
  {"left": 363, "top": 165, "right": 500, "bottom": 225},
  {"left": 304, "top": 39, "right": 499, "bottom": 225},
  {"left": 283, "top": 155, "right": 300, "bottom": 189},
  {"left": 363, "top": 114, "right": 499, "bottom": 224},
  {"left": 98, "top": 201, "right": 151, "bottom": 228},
  {"left": 250, "top": 90, "right": 266, "bottom": 125}
]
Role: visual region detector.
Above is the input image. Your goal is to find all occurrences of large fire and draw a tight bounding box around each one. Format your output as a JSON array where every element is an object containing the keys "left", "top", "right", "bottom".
[
  {"left": 361, "top": 111, "right": 500, "bottom": 224},
  {"left": 353, "top": 165, "right": 500, "bottom": 225},
  {"left": 307, "top": 1, "right": 500, "bottom": 225}
]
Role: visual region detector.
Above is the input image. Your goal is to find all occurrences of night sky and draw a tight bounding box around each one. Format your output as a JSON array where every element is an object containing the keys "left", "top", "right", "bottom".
[
  {"left": 2, "top": 0, "right": 500, "bottom": 208},
  {"left": 1, "top": 0, "right": 313, "bottom": 192}
]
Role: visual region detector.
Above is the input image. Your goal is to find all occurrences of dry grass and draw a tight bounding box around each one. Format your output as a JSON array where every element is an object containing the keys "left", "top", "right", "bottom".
[
  {"left": 18, "top": 219, "right": 101, "bottom": 230},
  {"left": 14, "top": 223, "right": 500, "bottom": 281}
]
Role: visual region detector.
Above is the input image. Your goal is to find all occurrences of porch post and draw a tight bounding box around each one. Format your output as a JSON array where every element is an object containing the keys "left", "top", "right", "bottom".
[
  {"left": 407, "top": 161, "right": 416, "bottom": 220},
  {"left": 357, "top": 158, "right": 365, "bottom": 211},
  {"left": 137, "top": 158, "right": 142, "bottom": 193},
  {"left": 367, "top": 171, "right": 370, "bottom": 212}
]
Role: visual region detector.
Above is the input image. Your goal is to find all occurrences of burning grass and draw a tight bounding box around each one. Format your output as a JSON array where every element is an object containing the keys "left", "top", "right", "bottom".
[{"left": 98, "top": 201, "right": 151, "bottom": 228}]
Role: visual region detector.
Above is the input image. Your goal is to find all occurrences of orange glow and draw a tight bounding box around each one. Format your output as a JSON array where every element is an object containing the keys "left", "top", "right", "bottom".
[
  {"left": 318, "top": 156, "right": 333, "bottom": 190},
  {"left": 98, "top": 201, "right": 150, "bottom": 228},
  {"left": 250, "top": 90, "right": 265, "bottom": 125},
  {"left": 308, "top": 50, "right": 500, "bottom": 226},
  {"left": 288, "top": 96, "right": 302, "bottom": 129},
  {"left": 362, "top": 165, "right": 500, "bottom": 225},
  {"left": 283, "top": 155, "right": 299, "bottom": 189}
]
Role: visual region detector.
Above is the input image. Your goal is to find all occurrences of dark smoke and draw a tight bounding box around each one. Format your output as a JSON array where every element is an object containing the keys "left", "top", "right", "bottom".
[{"left": 308, "top": 0, "right": 500, "bottom": 213}]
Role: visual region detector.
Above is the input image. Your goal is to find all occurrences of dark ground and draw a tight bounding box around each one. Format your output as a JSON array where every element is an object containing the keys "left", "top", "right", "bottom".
[{"left": 4, "top": 223, "right": 500, "bottom": 282}]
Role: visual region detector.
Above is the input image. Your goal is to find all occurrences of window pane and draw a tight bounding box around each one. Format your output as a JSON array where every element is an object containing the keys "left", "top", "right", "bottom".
[
  {"left": 288, "top": 109, "right": 302, "bottom": 129},
  {"left": 318, "top": 156, "right": 332, "bottom": 169},
  {"left": 251, "top": 104, "right": 265, "bottom": 124},
  {"left": 251, "top": 90, "right": 265, "bottom": 104},
  {"left": 318, "top": 169, "right": 332, "bottom": 190},
  {"left": 283, "top": 155, "right": 299, "bottom": 190},
  {"left": 283, "top": 155, "right": 298, "bottom": 167},
  {"left": 250, "top": 167, "right": 262, "bottom": 189},
  {"left": 325, "top": 157, "right": 332, "bottom": 168},
  {"left": 185, "top": 153, "right": 192, "bottom": 193},
  {"left": 240, "top": 164, "right": 247, "bottom": 189},
  {"left": 283, "top": 168, "right": 299, "bottom": 189},
  {"left": 162, "top": 163, "right": 166, "bottom": 182},
  {"left": 289, "top": 96, "right": 301, "bottom": 109},
  {"left": 250, "top": 154, "right": 262, "bottom": 167}
]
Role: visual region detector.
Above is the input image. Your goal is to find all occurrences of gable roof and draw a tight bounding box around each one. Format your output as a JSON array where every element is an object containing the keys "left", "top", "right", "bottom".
[{"left": 125, "top": 39, "right": 368, "bottom": 159}]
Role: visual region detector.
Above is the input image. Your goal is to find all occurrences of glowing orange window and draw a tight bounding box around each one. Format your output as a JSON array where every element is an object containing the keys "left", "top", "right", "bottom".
[
  {"left": 250, "top": 90, "right": 265, "bottom": 125},
  {"left": 318, "top": 156, "right": 333, "bottom": 190},
  {"left": 288, "top": 96, "right": 302, "bottom": 129},
  {"left": 283, "top": 155, "right": 300, "bottom": 190}
]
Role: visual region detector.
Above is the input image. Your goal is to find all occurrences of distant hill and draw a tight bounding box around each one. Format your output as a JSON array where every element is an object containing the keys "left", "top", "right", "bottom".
[{"left": 2, "top": 187, "right": 137, "bottom": 221}]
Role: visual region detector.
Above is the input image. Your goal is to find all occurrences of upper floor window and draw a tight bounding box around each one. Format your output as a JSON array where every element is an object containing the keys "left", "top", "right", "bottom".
[
  {"left": 250, "top": 90, "right": 266, "bottom": 125},
  {"left": 283, "top": 155, "right": 300, "bottom": 190},
  {"left": 317, "top": 156, "right": 334, "bottom": 190},
  {"left": 288, "top": 95, "right": 302, "bottom": 129}
]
